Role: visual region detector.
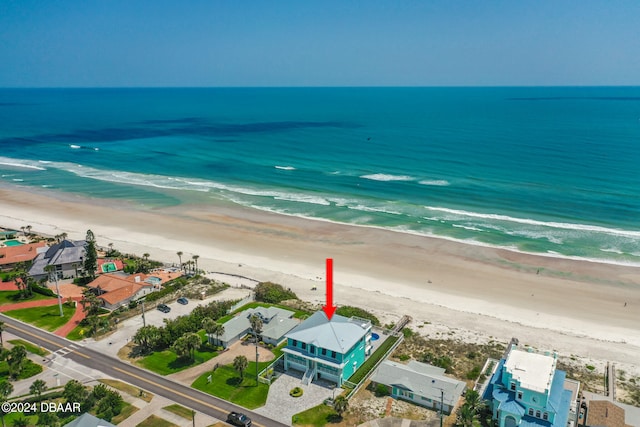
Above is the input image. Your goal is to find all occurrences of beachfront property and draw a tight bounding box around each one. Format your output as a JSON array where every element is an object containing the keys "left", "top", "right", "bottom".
[
  {"left": 62, "top": 412, "right": 117, "bottom": 427},
  {"left": 282, "top": 311, "right": 372, "bottom": 386},
  {"left": 370, "top": 360, "right": 466, "bottom": 415},
  {"left": 28, "top": 239, "right": 86, "bottom": 280},
  {"left": 87, "top": 273, "right": 162, "bottom": 310},
  {"left": 0, "top": 230, "right": 18, "bottom": 241},
  {"left": 585, "top": 400, "right": 633, "bottom": 427},
  {"left": 0, "top": 241, "right": 46, "bottom": 271},
  {"left": 483, "top": 341, "right": 580, "bottom": 427},
  {"left": 210, "top": 306, "right": 299, "bottom": 348}
]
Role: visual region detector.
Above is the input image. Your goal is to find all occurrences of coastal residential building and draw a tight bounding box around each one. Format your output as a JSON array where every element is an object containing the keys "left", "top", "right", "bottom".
[
  {"left": 371, "top": 360, "right": 466, "bottom": 414},
  {"left": 210, "top": 306, "right": 299, "bottom": 348},
  {"left": 28, "top": 239, "right": 86, "bottom": 280},
  {"left": 62, "top": 412, "right": 116, "bottom": 427},
  {"left": 586, "top": 400, "right": 633, "bottom": 427},
  {"left": 282, "top": 311, "right": 372, "bottom": 386},
  {"left": 87, "top": 273, "right": 159, "bottom": 310},
  {"left": 0, "top": 242, "right": 46, "bottom": 271},
  {"left": 483, "top": 341, "right": 579, "bottom": 427}
]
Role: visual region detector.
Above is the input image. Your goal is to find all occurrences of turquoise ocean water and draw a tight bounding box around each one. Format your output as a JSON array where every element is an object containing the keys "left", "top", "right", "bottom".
[{"left": 1, "top": 87, "right": 639, "bottom": 265}]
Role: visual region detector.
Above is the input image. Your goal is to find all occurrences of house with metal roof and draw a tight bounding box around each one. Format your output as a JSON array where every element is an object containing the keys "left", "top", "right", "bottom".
[
  {"left": 371, "top": 360, "right": 466, "bottom": 414},
  {"left": 62, "top": 412, "right": 116, "bottom": 427},
  {"left": 282, "top": 311, "right": 372, "bottom": 386},
  {"left": 210, "top": 306, "right": 299, "bottom": 348},
  {"left": 483, "top": 342, "right": 579, "bottom": 427},
  {"left": 28, "top": 239, "right": 86, "bottom": 280}
]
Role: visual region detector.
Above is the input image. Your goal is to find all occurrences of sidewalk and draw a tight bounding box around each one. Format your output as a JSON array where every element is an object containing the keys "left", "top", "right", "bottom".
[
  {"left": 0, "top": 297, "right": 59, "bottom": 312},
  {"left": 54, "top": 297, "right": 85, "bottom": 337}
]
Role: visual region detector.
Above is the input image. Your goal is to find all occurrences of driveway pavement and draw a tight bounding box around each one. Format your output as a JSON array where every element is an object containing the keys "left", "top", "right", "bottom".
[{"left": 255, "top": 370, "right": 344, "bottom": 425}]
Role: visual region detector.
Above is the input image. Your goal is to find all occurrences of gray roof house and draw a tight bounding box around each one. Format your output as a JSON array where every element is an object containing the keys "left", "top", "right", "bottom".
[
  {"left": 29, "top": 239, "right": 86, "bottom": 280},
  {"left": 371, "top": 360, "right": 467, "bottom": 415},
  {"left": 63, "top": 412, "right": 117, "bottom": 427},
  {"left": 283, "top": 311, "right": 373, "bottom": 386},
  {"left": 211, "top": 306, "right": 299, "bottom": 348}
]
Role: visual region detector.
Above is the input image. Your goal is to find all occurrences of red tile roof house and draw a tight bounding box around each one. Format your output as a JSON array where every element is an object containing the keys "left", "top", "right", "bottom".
[
  {"left": 87, "top": 273, "right": 157, "bottom": 311},
  {"left": 0, "top": 242, "right": 47, "bottom": 272}
]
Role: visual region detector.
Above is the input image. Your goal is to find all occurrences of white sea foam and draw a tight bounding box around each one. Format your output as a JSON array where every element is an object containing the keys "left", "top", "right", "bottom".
[
  {"left": 360, "top": 174, "right": 415, "bottom": 182},
  {"left": 275, "top": 165, "right": 296, "bottom": 170},
  {"left": 69, "top": 144, "right": 81, "bottom": 149},
  {"left": 12, "top": 178, "right": 24, "bottom": 182},
  {"left": 418, "top": 179, "right": 450, "bottom": 186},
  {"left": 347, "top": 205, "right": 403, "bottom": 215},
  {"left": 452, "top": 224, "right": 483, "bottom": 232},
  {"left": 0, "top": 157, "right": 47, "bottom": 171},
  {"left": 600, "top": 247, "right": 624, "bottom": 255},
  {"left": 425, "top": 206, "right": 640, "bottom": 238}
]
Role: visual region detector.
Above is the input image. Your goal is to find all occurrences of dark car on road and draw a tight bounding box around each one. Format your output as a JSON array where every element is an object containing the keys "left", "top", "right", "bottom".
[
  {"left": 157, "top": 304, "right": 171, "bottom": 313},
  {"left": 227, "top": 412, "right": 251, "bottom": 427},
  {"left": 177, "top": 297, "right": 188, "bottom": 305}
]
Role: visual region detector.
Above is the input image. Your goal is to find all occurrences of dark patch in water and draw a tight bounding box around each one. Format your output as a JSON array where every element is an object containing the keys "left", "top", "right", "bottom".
[
  {"left": 133, "top": 117, "right": 204, "bottom": 125},
  {"left": 0, "top": 120, "right": 356, "bottom": 146}
]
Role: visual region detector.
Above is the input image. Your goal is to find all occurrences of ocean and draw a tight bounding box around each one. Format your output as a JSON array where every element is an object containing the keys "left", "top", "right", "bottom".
[{"left": 1, "top": 87, "right": 639, "bottom": 266}]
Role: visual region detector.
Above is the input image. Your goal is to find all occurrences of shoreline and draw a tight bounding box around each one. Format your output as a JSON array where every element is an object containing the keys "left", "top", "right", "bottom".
[{"left": 1, "top": 184, "right": 639, "bottom": 368}]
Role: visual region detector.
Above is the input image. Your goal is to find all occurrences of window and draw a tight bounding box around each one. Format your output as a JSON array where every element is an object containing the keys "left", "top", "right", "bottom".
[
  {"left": 543, "top": 413, "right": 548, "bottom": 421},
  {"left": 510, "top": 382, "right": 516, "bottom": 391},
  {"left": 321, "top": 348, "right": 327, "bottom": 356},
  {"left": 331, "top": 351, "right": 336, "bottom": 358},
  {"left": 517, "top": 392, "right": 523, "bottom": 400},
  {"left": 528, "top": 408, "right": 533, "bottom": 416},
  {"left": 301, "top": 343, "right": 306, "bottom": 350},
  {"left": 292, "top": 339, "right": 297, "bottom": 347},
  {"left": 536, "top": 411, "right": 541, "bottom": 418}
]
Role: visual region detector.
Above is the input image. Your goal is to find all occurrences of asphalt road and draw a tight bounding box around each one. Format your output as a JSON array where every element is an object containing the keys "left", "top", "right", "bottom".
[{"left": 1, "top": 314, "right": 289, "bottom": 427}]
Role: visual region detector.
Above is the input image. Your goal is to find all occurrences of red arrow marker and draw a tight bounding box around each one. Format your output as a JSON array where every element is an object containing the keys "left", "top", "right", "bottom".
[{"left": 322, "top": 258, "right": 336, "bottom": 320}]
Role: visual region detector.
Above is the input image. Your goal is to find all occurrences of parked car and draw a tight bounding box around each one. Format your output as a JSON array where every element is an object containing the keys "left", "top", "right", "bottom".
[
  {"left": 227, "top": 412, "right": 251, "bottom": 427},
  {"left": 177, "top": 297, "right": 189, "bottom": 305},
  {"left": 157, "top": 304, "right": 171, "bottom": 313}
]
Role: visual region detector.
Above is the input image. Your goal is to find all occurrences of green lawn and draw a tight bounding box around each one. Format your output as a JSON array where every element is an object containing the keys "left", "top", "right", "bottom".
[
  {"left": 3, "top": 304, "right": 75, "bottom": 332},
  {"left": 0, "top": 359, "right": 43, "bottom": 380},
  {"left": 292, "top": 404, "right": 340, "bottom": 426},
  {"left": 0, "top": 290, "right": 54, "bottom": 305},
  {"left": 65, "top": 324, "right": 87, "bottom": 341},
  {"left": 163, "top": 404, "right": 194, "bottom": 420},
  {"left": 136, "top": 414, "right": 179, "bottom": 427},
  {"left": 7, "top": 339, "right": 50, "bottom": 356},
  {"left": 192, "top": 363, "right": 269, "bottom": 409},
  {"left": 138, "top": 345, "right": 218, "bottom": 376},
  {"left": 111, "top": 401, "right": 139, "bottom": 425}
]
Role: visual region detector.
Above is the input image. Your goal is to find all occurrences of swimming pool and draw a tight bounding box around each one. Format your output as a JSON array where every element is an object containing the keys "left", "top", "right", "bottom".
[
  {"left": 371, "top": 333, "right": 380, "bottom": 341},
  {"left": 2, "top": 240, "right": 24, "bottom": 247}
]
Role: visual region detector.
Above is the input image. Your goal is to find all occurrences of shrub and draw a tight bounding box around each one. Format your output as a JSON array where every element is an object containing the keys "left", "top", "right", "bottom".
[
  {"left": 374, "top": 383, "right": 390, "bottom": 397},
  {"left": 335, "top": 306, "right": 380, "bottom": 326},
  {"left": 31, "top": 284, "right": 55, "bottom": 297},
  {"left": 290, "top": 387, "right": 303, "bottom": 397},
  {"left": 402, "top": 328, "right": 413, "bottom": 338},
  {"left": 254, "top": 282, "right": 297, "bottom": 304},
  {"left": 466, "top": 365, "right": 482, "bottom": 380},
  {"left": 398, "top": 354, "right": 410, "bottom": 361}
]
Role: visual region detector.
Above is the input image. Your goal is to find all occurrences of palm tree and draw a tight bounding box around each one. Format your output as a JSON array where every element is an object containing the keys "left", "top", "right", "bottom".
[
  {"left": 20, "top": 226, "right": 25, "bottom": 237},
  {"left": 214, "top": 323, "right": 225, "bottom": 347},
  {"left": 25, "top": 225, "right": 32, "bottom": 237},
  {"left": 202, "top": 318, "right": 217, "bottom": 345},
  {"left": 233, "top": 355, "right": 248, "bottom": 380},
  {"left": 29, "top": 379, "right": 47, "bottom": 399},
  {"left": 192, "top": 255, "right": 199, "bottom": 275},
  {"left": 249, "top": 314, "right": 263, "bottom": 341},
  {"left": 60, "top": 232, "right": 68, "bottom": 241},
  {"left": 333, "top": 395, "right": 348, "bottom": 418},
  {"left": 463, "top": 389, "right": 484, "bottom": 414},
  {"left": 0, "top": 321, "right": 4, "bottom": 348},
  {"left": 44, "top": 265, "right": 64, "bottom": 317},
  {"left": 185, "top": 332, "right": 201, "bottom": 360},
  {"left": 0, "top": 380, "right": 14, "bottom": 427},
  {"left": 456, "top": 404, "right": 475, "bottom": 427},
  {"left": 177, "top": 251, "right": 183, "bottom": 270}
]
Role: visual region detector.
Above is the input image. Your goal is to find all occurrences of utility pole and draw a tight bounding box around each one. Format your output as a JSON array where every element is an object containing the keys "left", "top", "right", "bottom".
[
  {"left": 45, "top": 266, "right": 64, "bottom": 317},
  {"left": 440, "top": 388, "right": 444, "bottom": 427},
  {"left": 141, "top": 300, "right": 146, "bottom": 327},
  {"left": 192, "top": 410, "right": 195, "bottom": 427}
]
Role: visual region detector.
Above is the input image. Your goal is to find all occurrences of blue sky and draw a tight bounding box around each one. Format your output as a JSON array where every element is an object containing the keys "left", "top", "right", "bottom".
[{"left": 1, "top": 1, "right": 639, "bottom": 87}]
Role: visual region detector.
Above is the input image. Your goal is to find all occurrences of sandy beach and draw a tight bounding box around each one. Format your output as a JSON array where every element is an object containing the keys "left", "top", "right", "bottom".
[{"left": 1, "top": 185, "right": 639, "bottom": 372}]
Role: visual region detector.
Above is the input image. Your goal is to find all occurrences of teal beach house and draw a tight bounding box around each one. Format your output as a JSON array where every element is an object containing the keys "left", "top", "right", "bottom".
[
  {"left": 483, "top": 342, "right": 579, "bottom": 427},
  {"left": 282, "top": 311, "right": 372, "bottom": 386}
]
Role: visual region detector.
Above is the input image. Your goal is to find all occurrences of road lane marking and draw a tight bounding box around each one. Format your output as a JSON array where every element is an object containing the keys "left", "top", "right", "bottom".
[
  {"left": 5, "top": 323, "right": 65, "bottom": 350},
  {"left": 112, "top": 366, "right": 266, "bottom": 427}
]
